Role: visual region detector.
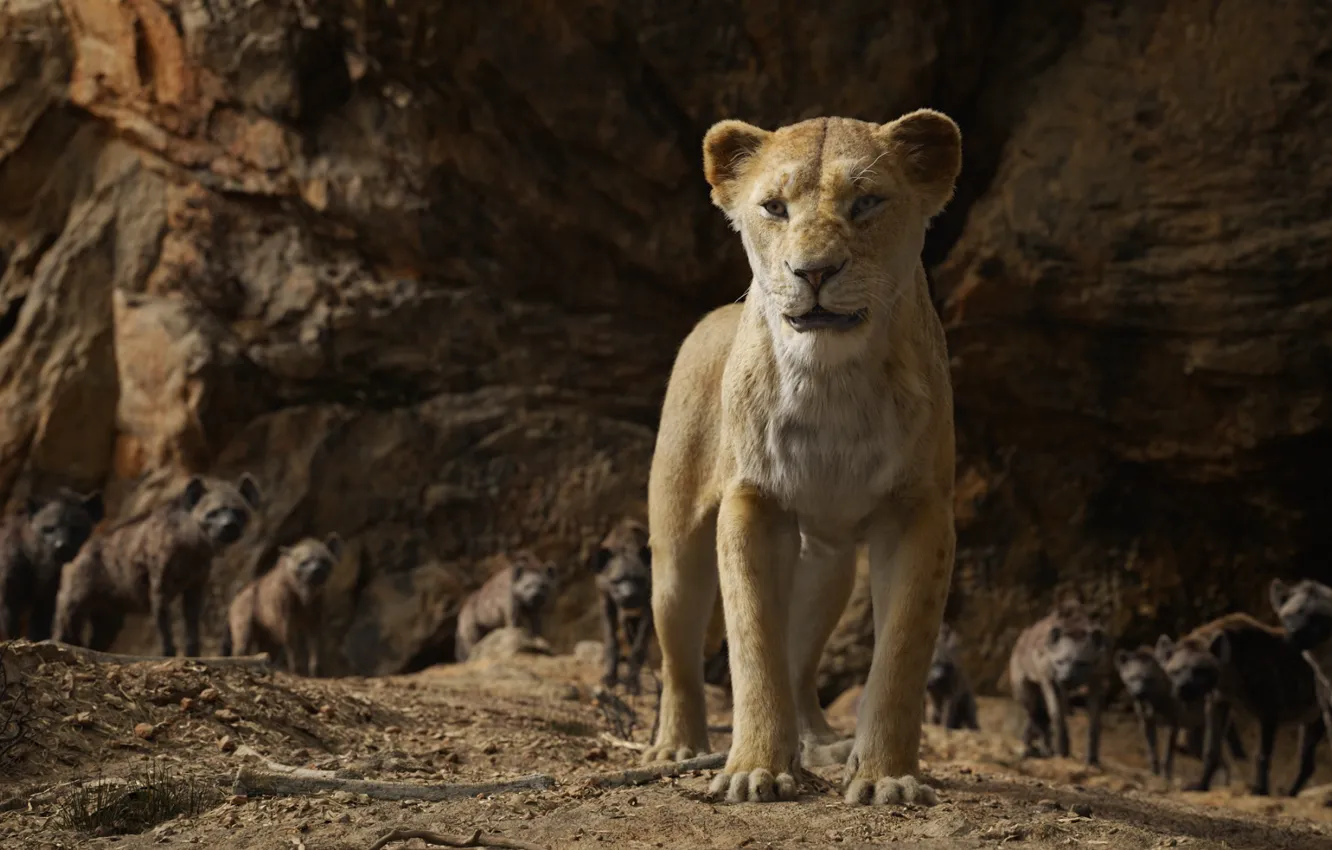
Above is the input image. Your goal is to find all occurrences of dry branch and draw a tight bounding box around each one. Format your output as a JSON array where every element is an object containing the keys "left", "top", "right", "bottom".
[
  {"left": 31, "top": 640, "right": 271, "bottom": 669},
  {"left": 589, "top": 752, "right": 726, "bottom": 788},
  {"left": 234, "top": 766, "right": 554, "bottom": 802},
  {"left": 368, "top": 827, "right": 547, "bottom": 850}
]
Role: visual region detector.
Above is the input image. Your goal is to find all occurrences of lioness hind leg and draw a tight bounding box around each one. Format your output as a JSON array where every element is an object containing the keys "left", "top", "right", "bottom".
[
  {"left": 641, "top": 515, "right": 718, "bottom": 764},
  {"left": 790, "top": 533, "right": 858, "bottom": 768},
  {"left": 708, "top": 486, "right": 802, "bottom": 803},
  {"left": 845, "top": 500, "right": 953, "bottom": 807}
]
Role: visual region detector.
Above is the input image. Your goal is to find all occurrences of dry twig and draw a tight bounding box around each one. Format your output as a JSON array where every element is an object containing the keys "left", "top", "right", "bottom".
[
  {"left": 589, "top": 752, "right": 726, "bottom": 788},
  {"left": 368, "top": 827, "right": 547, "bottom": 850},
  {"left": 234, "top": 766, "right": 554, "bottom": 802},
  {"left": 30, "top": 640, "right": 271, "bottom": 669}
]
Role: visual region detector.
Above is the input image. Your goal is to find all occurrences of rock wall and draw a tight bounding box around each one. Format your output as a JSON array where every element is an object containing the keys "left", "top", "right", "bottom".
[{"left": 2, "top": 0, "right": 1329, "bottom": 688}]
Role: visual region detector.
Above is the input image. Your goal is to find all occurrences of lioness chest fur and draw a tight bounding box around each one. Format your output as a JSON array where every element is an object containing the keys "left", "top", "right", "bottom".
[{"left": 644, "top": 111, "right": 963, "bottom": 807}]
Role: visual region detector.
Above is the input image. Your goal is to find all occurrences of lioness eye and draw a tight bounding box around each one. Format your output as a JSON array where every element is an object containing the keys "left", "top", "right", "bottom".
[
  {"left": 761, "top": 199, "right": 788, "bottom": 218},
  {"left": 851, "top": 195, "right": 883, "bottom": 218}
]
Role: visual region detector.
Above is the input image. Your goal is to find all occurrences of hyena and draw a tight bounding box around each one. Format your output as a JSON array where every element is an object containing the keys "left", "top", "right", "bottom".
[
  {"left": 926, "top": 622, "right": 980, "bottom": 730},
  {"left": 53, "top": 474, "right": 261, "bottom": 657},
  {"left": 455, "top": 550, "right": 556, "bottom": 662},
  {"left": 1268, "top": 578, "right": 1332, "bottom": 755},
  {"left": 1114, "top": 645, "right": 1246, "bottom": 780},
  {"left": 591, "top": 517, "right": 653, "bottom": 694},
  {"left": 0, "top": 488, "right": 103, "bottom": 641},
  {"left": 221, "top": 534, "right": 342, "bottom": 676},
  {"left": 1157, "top": 612, "right": 1325, "bottom": 796},
  {"left": 1007, "top": 595, "right": 1108, "bottom": 765}
]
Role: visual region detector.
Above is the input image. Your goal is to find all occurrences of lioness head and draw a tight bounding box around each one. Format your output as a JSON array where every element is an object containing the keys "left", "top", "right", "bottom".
[
  {"left": 1270, "top": 578, "right": 1332, "bottom": 652},
  {"left": 702, "top": 110, "right": 961, "bottom": 364}
]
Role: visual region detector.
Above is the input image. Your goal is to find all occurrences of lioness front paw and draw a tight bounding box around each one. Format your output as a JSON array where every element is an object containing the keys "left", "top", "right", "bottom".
[
  {"left": 640, "top": 744, "right": 701, "bottom": 764},
  {"left": 844, "top": 774, "right": 938, "bottom": 807},
  {"left": 707, "top": 767, "right": 798, "bottom": 803}
]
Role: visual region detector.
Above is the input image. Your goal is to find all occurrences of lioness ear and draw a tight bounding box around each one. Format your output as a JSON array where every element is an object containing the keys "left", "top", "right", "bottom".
[
  {"left": 1269, "top": 578, "right": 1292, "bottom": 614},
  {"left": 878, "top": 108, "right": 962, "bottom": 218},
  {"left": 702, "top": 119, "right": 771, "bottom": 212}
]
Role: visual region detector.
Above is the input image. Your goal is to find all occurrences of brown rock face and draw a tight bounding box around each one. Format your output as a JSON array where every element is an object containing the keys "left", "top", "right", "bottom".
[{"left": 1, "top": 1, "right": 1328, "bottom": 688}]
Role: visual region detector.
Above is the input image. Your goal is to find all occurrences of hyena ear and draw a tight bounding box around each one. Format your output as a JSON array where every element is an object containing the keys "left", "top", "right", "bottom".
[
  {"left": 1209, "top": 633, "right": 1232, "bottom": 665},
  {"left": 1155, "top": 634, "right": 1175, "bottom": 662},
  {"left": 1269, "top": 578, "right": 1292, "bottom": 614},
  {"left": 876, "top": 108, "right": 963, "bottom": 219},
  {"left": 237, "top": 473, "right": 261, "bottom": 509},
  {"left": 182, "top": 477, "right": 207, "bottom": 509},
  {"left": 545, "top": 562, "right": 557, "bottom": 581},
  {"left": 324, "top": 533, "right": 344, "bottom": 561},
  {"left": 82, "top": 491, "right": 105, "bottom": 524},
  {"left": 702, "top": 119, "right": 772, "bottom": 215}
]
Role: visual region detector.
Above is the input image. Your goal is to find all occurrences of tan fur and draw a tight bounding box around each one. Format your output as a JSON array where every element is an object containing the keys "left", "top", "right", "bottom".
[
  {"left": 52, "top": 474, "right": 260, "bottom": 657},
  {"left": 223, "top": 535, "right": 343, "bottom": 676},
  {"left": 1157, "top": 613, "right": 1325, "bottom": 796},
  {"left": 1007, "top": 596, "right": 1109, "bottom": 765},
  {"left": 455, "top": 550, "right": 556, "bottom": 662},
  {"left": 644, "top": 111, "right": 962, "bottom": 806}
]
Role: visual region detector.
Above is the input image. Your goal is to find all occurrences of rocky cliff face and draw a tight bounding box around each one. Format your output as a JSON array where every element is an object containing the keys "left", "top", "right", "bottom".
[{"left": 2, "top": 0, "right": 1328, "bottom": 689}]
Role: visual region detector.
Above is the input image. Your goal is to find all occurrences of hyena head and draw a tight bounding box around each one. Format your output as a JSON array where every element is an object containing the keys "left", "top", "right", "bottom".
[
  {"left": 23, "top": 488, "right": 103, "bottom": 567},
  {"left": 279, "top": 534, "right": 343, "bottom": 592},
  {"left": 1045, "top": 600, "right": 1107, "bottom": 688},
  {"left": 510, "top": 550, "right": 556, "bottom": 612},
  {"left": 1114, "top": 646, "right": 1169, "bottom": 702},
  {"left": 1156, "top": 632, "right": 1228, "bottom": 704},
  {"left": 178, "top": 473, "right": 261, "bottom": 548},
  {"left": 591, "top": 518, "right": 651, "bottom": 612},
  {"left": 927, "top": 622, "right": 961, "bottom": 693},
  {"left": 1269, "top": 578, "right": 1332, "bottom": 653}
]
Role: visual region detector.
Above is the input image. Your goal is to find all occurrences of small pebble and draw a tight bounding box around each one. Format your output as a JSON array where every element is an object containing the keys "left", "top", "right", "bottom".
[
  {"left": 218, "top": 736, "right": 237, "bottom": 753},
  {"left": 133, "top": 722, "right": 155, "bottom": 740},
  {"left": 199, "top": 688, "right": 220, "bottom": 703},
  {"left": 1070, "top": 802, "right": 1093, "bottom": 818}
]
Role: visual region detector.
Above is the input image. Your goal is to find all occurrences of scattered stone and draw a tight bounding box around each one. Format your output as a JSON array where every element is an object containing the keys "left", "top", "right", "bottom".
[
  {"left": 180, "top": 697, "right": 194, "bottom": 711},
  {"left": 1070, "top": 803, "right": 1093, "bottom": 818},
  {"left": 585, "top": 747, "right": 608, "bottom": 762},
  {"left": 229, "top": 795, "right": 248, "bottom": 806},
  {"left": 384, "top": 725, "right": 402, "bottom": 734},
  {"left": 218, "top": 736, "right": 237, "bottom": 753},
  {"left": 215, "top": 708, "right": 239, "bottom": 723},
  {"left": 199, "top": 688, "right": 221, "bottom": 703},
  {"left": 133, "top": 722, "right": 155, "bottom": 740},
  {"left": 1037, "top": 799, "right": 1061, "bottom": 811}
]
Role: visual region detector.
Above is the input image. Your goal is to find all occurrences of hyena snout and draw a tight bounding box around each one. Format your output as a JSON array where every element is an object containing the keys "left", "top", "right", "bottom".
[
  {"left": 208, "top": 508, "right": 250, "bottom": 545},
  {"left": 1284, "top": 612, "right": 1332, "bottom": 652},
  {"left": 926, "top": 662, "right": 951, "bottom": 690},
  {"left": 1173, "top": 668, "right": 1219, "bottom": 703}
]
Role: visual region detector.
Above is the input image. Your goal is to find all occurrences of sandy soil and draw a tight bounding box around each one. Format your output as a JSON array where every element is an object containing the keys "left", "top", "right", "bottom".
[{"left": 1, "top": 639, "right": 1330, "bottom": 850}]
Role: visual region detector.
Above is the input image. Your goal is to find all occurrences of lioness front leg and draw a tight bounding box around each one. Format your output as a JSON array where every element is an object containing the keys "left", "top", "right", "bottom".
[
  {"left": 642, "top": 519, "right": 718, "bottom": 763},
  {"left": 790, "top": 533, "right": 858, "bottom": 768},
  {"left": 709, "top": 486, "right": 801, "bottom": 803},
  {"left": 845, "top": 500, "right": 953, "bottom": 807}
]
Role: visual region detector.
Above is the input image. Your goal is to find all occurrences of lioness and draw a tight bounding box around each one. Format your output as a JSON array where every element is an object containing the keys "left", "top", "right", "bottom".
[{"left": 644, "top": 111, "right": 962, "bottom": 806}]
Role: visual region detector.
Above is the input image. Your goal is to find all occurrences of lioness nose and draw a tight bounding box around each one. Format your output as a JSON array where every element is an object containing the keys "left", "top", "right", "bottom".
[{"left": 790, "top": 261, "right": 845, "bottom": 292}]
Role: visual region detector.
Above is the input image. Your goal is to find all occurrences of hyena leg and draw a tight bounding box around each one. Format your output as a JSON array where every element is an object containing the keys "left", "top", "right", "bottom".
[
  {"left": 1163, "top": 718, "right": 1180, "bottom": 781},
  {"left": 843, "top": 498, "right": 953, "bottom": 807},
  {"left": 642, "top": 512, "right": 719, "bottom": 765},
  {"left": 1041, "top": 681, "right": 1072, "bottom": 759},
  {"left": 1021, "top": 681, "right": 1051, "bottom": 758},
  {"left": 789, "top": 532, "right": 857, "bottom": 768},
  {"left": 707, "top": 486, "right": 801, "bottom": 804},
  {"left": 181, "top": 583, "right": 205, "bottom": 658},
  {"left": 1286, "top": 718, "right": 1326, "bottom": 797},
  {"left": 89, "top": 610, "right": 124, "bottom": 652},
  {"left": 599, "top": 596, "right": 621, "bottom": 690},
  {"left": 1185, "top": 696, "right": 1231, "bottom": 792},
  {"left": 1134, "top": 704, "right": 1160, "bottom": 776},
  {"left": 1251, "top": 713, "right": 1278, "bottom": 796},
  {"left": 1085, "top": 683, "right": 1103, "bottom": 766},
  {"left": 624, "top": 613, "right": 653, "bottom": 696},
  {"left": 150, "top": 580, "right": 177, "bottom": 657}
]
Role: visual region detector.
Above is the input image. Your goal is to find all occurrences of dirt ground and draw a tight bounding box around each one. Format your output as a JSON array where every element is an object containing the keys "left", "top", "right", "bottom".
[{"left": 2, "top": 639, "right": 1331, "bottom": 850}]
